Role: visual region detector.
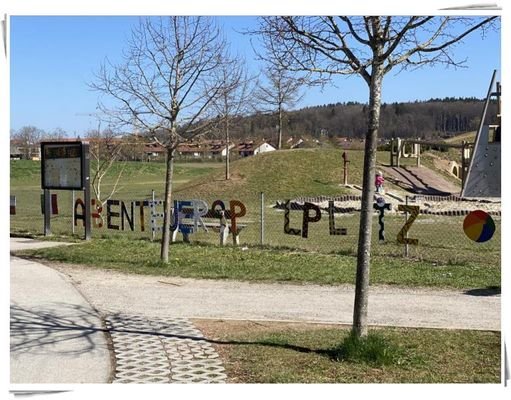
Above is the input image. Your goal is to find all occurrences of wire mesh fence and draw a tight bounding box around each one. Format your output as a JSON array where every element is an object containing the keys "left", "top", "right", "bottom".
[{"left": 10, "top": 189, "right": 501, "bottom": 269}]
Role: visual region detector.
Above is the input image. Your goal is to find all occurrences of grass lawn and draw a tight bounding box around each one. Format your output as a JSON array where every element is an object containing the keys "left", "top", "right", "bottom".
[
  {"left": 16, "top": 237, "right": 500, "bottom": 289},
  {"left": 10, "top": 150, "right": 500, "bottom": 288},
  {"left": 195, "top": 320, "right": 501, "bottom": 383}
]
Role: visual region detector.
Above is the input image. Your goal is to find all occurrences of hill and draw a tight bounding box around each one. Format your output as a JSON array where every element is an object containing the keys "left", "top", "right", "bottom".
[
  {"left": 173, "top": 148, "right": 369, "bottom": 203},
  {"left": 444, "top": 131, "right": 477, "bottom": 144},
  {"left": 10, "top": 147, "right": 461, "bottom": 212},
  {"left": 171, "top": 146, "right": 462, "bottom": 204}
]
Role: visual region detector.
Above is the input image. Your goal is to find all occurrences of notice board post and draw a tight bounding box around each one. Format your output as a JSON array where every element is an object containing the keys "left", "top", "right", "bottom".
[
  {"left": 43, "top": 189, "right": 51, "bottom": 236},
  {"left": 41, "top": 141, "right": 91, "bottom": 240}
]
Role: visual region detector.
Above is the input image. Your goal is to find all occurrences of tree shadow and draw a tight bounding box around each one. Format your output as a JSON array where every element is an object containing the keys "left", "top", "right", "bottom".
[
  {"left": 10, "top": 303, "right": 107, "bottom": 355},
  {"left": 104, "top": 313, "right": 343, "bottom": 361},
  {"left": 10, "top": 307, "right": 349, "bottom": 363},
  {"left": 463, "top": 286, "right": 501, "bottom": 297}
]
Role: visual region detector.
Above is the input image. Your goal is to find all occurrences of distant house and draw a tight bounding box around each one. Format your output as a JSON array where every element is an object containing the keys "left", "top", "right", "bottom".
[
  {"left": 221, "top": 143, "right": 236, "bottom": 157},
  {"left": 237, "top": 141, "right": 255, "bottom": 157},
  {"left": 10, "top": 144, "right": 23, "bottom": 160},
  {"left": 144, "top": 142, "right": 166, "bottom": 161},
  {"left": 290, "top": 138, "right": 305, "bottom": 149},
  {"left": 238, "top": 140, "right": 276, "bottom": 157},
  {"left": 10, "top": 140, "right": 41, "bottom": 160},
  {"left": 254, "top": 141, "right": 276, "bottom": 155},
  {"left": 177, "top": 142, "right": 203, "bottom": 158},
  {"left": 206, "top": 140, "right": 235, "bottom": 158},
  {"left": 175, "top": 140, "right": 236, "bottom": 159}
]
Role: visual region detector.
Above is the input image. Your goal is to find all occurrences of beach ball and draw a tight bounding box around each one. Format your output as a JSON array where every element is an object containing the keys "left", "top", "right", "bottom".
[{"left": 463, "top": 210, "right": 495, "bottom": 243}]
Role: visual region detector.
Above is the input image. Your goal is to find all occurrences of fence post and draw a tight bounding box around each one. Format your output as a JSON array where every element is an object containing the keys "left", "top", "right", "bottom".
[
  {"left": 397, "top": 138, "right": 401, "bottom": 168},
  {"left": 390, "top": 138, "right": 394, "bottom": 167},
  {"left": 151, "top": 189, "right": 155, "bottom": 241},
  {"left": 260, "top": 192, "right": 265, "bottom": 246},
  {"left": 404, "top": 195, "right": 409, "bottom": 257},
  {"left": 43, "top": 189, "right": 51, "bottom": 236},
  {"left": 72, "top": 190, "right": 75, "bottom": 235}
]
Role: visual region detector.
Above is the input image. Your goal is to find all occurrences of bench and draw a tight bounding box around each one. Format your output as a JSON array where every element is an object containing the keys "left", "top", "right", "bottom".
[{"left": 171, "top": 222, "right": 248, "bottom": 245}]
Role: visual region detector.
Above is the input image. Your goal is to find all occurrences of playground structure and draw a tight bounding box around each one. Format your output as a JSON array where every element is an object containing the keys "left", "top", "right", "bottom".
[
  {"left": 389, "top": 137, "right": 472, "bottom": 188},
  {"left": 461, "top": 70, "right": 501, "bottom": 197},
  {"left": 389, "top": 70, "right": 501, "bottom": 198}
]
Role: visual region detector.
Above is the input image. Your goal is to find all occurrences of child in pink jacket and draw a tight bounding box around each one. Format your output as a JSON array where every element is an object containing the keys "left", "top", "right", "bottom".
[{"left": 375, "top": 171, "right": 384, "bottom": 193}]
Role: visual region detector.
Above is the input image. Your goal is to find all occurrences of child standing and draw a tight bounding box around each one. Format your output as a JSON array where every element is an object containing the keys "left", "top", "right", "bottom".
[{"left": 375, "top": 170, "right": 384, "bottom": 193}]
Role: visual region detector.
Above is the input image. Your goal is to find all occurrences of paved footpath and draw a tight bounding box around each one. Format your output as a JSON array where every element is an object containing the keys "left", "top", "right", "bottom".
[
  {"left": 10, "top": 256, "right": 111, "bottom": 383},
  {"left": 10, "top": 238, "right": 500, "bottom": 385},
  {"left": 57, "top": 264, "right": 500, "bottom": 332},
  {"left": 10, "top": 239, "right": 226, "bottom": 384}
]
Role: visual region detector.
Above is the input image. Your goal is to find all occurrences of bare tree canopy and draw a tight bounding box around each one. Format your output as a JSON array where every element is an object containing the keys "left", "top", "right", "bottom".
[
  {"left": 210, "top": 52, "right": 255, "bottom": 179},
  {"left": 259, "top": 16, "right": 498, "bottom": 82},
  {"left": 254, "top": 66, "right": 306, "bottom": 149},
  {"left": 11, "top": 126, "right": 44, "bottom": 159},
  {"left": 86, "top": 128, "right": 126, "bottom": 208},
  {"left": 91, "top": 16, "right": 227, "bottom": 147},
  {"left": 90, "top": 16, "right": 229, "bottom": 262},
  {"left": 257, "top": 15, "right": 498, "bottom": 337}
]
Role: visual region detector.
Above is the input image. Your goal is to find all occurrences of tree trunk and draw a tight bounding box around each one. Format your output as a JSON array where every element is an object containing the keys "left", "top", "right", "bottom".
[
  {"left": 160, "top": 146, "right": 175, "bottom": 262},
  {"left": 225, "top": 117, "right": 230, "bottom": 180},
  {"left": 278, "top": 104, "right": 283, "bottom": 150},
  {"left": 352, "top": 65, "right": 384, "bottom": 338}
]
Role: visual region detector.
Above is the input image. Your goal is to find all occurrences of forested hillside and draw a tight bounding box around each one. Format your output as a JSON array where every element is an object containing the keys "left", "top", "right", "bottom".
[{"left": 222, "top": 98, "right": 497, "bottom": 143}]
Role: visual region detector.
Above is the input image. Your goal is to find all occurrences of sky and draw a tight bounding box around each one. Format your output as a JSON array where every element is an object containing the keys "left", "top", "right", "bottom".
[{"left": 8, "top": 14, "right": 501, "bottom": 136}]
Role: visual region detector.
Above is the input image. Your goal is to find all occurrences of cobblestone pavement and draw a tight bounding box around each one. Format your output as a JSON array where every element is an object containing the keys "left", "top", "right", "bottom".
[{"left": 105, "top": 314, "right": 227, "bottom": 384}]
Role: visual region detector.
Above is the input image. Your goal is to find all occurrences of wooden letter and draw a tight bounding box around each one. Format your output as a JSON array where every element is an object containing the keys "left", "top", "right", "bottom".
[
  {"left": 284, "top": 200, "right": 301, "bottom": 236},
  {"left": 373, "top": 199, "right": 391, "bottom": 241},
  {"left": 107, "top": 200, "right": 120, "bottom": 230},
  {"left": 192, "top": 199, "right": 209, "bottom": 232},
  {"left": 328, "top": 200, "right": 347, "bottom": 236},
  {"left": 91, "top": 199, "right": 103, "bottom": 228},
  {"left": 229, "top": 200, "right": 246, "bottom": 236},
  {"left": 74, "top": 198, "right": 85, "bottom": 227},
  {"left": 397, "top": 205, "right": 419, "bottom": 245},
  {"left": 149, "top": 200, "right": 164, "bottom": 232},
  {"left": 134, "top": 200, "right": 148, "bottom": 232},
  {"left": 121, "top": 201, "right": 134, "bottom": 231},
  {"left": 302, "top": 202, "right": 321, "bottom": 238}
]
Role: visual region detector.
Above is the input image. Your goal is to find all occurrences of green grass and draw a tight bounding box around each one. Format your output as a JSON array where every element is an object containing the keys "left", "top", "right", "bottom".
[
  {"left": 329, "top": 331, "right": 415, "bottom": 366},
  {"left": 196, "top": 320, "right": 501, "bottom": 383},
  {"left": 172, "top": 148, "right": 384, "bottom": 203},
  {"left": 9, "top": 160, "right": 221, "bottom": 236},
  {"left": 10, "top": 152, "right": 501, "bottom": 288},
  {"left": 16, "top": 237, "right": 500, "bottom": 289},
  {"left": 445, "top": 131, "right": 476, "bottom": 145}
]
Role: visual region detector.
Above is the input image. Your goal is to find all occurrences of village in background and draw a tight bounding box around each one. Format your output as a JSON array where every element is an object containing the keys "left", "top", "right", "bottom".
[{"left": 10, "top": 96, "right": 496, "bottom": 162}]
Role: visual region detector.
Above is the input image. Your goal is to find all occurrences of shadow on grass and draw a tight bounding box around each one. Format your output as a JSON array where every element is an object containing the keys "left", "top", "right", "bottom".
[
  {"left": 249, "top": 332, "right": 420, "bottom": 366},
  {"left": 107, "top": 312, "right": 421, "bottom": 366}
]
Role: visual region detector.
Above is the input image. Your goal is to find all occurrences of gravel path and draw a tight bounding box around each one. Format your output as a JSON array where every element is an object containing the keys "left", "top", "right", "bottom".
[{"left": 52, "top": 264, "right": 500, "bottom": 331}]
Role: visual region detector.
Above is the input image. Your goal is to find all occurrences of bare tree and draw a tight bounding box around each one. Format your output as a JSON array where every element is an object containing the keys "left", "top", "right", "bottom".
[
  {"left": 11, "top": 126, "right": 44, "bottom": 159},
  {"left": 44, "top": 127, "right": 67, "bottom": 140},
  {"left": 90, "top": 16, "right": 228, "bottom": 262},
  {"left": 253, "top": 66, "right": 306, "bottom": 149},
  {"left": 211, "top": 54, "right": 255, "bottom": 179},
  {"left": 85, "top": 127, "right": 126, "bottom": 210},
  {"left": 258, "top": 15, "right": 498, "bottom": 337}
]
